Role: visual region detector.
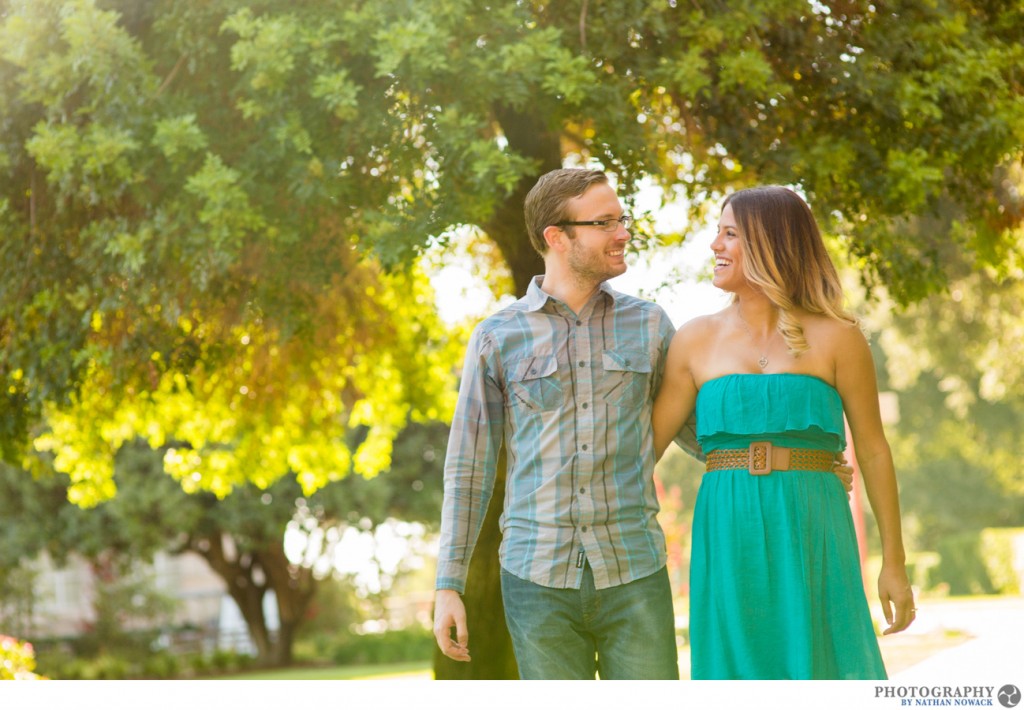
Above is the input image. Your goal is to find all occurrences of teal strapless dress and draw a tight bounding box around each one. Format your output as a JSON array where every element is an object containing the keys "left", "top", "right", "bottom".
[{"left": 689, "top": 374, "right": 886, "bottom": 680}]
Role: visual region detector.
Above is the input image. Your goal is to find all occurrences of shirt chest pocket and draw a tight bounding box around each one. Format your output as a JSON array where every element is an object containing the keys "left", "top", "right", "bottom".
[
  {"left": 599, "top": 349, "right": 651, "bottom": 409},
  {"left": 508, "top": 355, "right": 563, "bottom": 411}
]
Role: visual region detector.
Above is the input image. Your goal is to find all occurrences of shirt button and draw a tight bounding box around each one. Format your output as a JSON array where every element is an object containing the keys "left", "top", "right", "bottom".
[
  {"left": 581, "top": 444, "right": 588, "bottom": 451},
  {"left": 579, "top": 487, "right": 586, "bottom": 494},
  {"left": 624, "top": 359, "right": 631, "bottom": 366},
  {"left": 581, "top": 525, "right": 588, "bottom": 532},
  {"left": 578, "top": 361, "right": 585, "bottom": 367},
  {"left": 581, "top": 402, "right": 588, "bottom": 409},
  {"left": 575, "top": 320, "right": 582, "bottom": 326}
]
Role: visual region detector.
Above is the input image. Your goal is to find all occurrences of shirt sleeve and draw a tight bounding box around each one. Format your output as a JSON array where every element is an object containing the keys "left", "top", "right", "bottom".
[
  {"left": 650, "top": 307, "right": 676, "bottom": 398},
  {"left": 435, "top": 325, "right": 505, "bottom": 593}
]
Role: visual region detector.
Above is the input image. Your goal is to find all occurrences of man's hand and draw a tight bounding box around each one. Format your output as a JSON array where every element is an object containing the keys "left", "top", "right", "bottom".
[
  {"left": 832, "top": 452, "right": 854, "bottom": 495},
  {"left": 433, "top": 589, "right": 471, "bottom": 662}
]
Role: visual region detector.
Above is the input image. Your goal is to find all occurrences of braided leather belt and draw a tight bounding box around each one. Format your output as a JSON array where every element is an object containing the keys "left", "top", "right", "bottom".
[{"left": 705, "top": 441, "right": 835, "bottom": 475}]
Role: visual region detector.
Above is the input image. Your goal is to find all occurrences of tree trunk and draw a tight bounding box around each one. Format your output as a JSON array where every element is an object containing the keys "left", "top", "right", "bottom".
[
  {"left": 226, "top": 573, "right": 273, "bottom": 663},
  {"left": 192, "top": 534, "right": 274, "bottom": 665},
  {"left": 258, "top": 542, "right": 317, "bottom": 667},
  {"left": 193, "top": 534, "right": 317, "bottom": 667},
  {"left": 433, "top": 105, "right": 560, "bottom": 680},
  {"left": 484, "top": 104, "right": 558, "bottom": 296}
]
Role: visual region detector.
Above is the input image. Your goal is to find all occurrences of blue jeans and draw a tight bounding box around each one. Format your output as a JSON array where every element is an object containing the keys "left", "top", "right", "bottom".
[{"left": 500, "top": 563, "right": 679, "bottom": 680}]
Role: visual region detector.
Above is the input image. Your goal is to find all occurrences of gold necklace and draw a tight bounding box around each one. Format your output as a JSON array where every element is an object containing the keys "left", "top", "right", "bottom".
[{"left": 736, "top": 310, "right": 772, "bottom": 369}]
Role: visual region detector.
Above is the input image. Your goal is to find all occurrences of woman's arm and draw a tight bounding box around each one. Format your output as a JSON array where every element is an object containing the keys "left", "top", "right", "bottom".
[
  {"left": 834, "top": 324, "right": 915, "bottom": 635},
  {"left": 653, "top": 325, "right": 700, "bottom": 461}
]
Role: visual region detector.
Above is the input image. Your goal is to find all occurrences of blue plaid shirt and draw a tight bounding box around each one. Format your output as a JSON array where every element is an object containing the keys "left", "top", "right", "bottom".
[{"left": 436, "top": 276, "right": 675, "bottom": 592}]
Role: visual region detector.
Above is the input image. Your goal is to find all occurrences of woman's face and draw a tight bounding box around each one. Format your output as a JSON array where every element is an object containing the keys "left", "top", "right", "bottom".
[{"left": 710, "top": 203, "right": 746, "bottom": 293}]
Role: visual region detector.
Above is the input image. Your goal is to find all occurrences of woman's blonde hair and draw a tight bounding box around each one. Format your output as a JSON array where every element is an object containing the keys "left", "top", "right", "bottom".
[{"left": 723, "top": 186, "right": 856, "bottom": 356}]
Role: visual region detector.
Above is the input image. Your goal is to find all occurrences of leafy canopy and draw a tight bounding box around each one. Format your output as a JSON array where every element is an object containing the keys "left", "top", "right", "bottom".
[
  {"left": 0, "top": 0, "right": 460, "bottom": 504},
  {"left": 1, "top": 0, "right": 1022, "bottom": 506}
]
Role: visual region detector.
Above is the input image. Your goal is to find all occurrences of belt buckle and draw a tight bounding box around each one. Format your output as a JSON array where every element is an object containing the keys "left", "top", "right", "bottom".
[{"left": 748, "top": 441, "right": 772, "bottom": 475}]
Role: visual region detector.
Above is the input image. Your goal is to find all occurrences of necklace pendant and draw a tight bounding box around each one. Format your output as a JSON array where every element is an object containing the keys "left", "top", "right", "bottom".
[{"left": 758, "top": 355, "right": 769, "bottom": 369}]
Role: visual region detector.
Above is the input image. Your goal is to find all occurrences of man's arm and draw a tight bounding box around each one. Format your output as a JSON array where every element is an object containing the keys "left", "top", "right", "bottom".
[
  {"left": 433, "top": 327, "right": 504, "bottom": 660},
  {"left": 833, "top": 451, "right": 854, "bottom": 494}
]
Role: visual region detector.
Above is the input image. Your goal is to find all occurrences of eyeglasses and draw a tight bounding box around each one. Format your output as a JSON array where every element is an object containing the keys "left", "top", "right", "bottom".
[{"left": 554, "top": 215, "right": 633, "bottom": 233}]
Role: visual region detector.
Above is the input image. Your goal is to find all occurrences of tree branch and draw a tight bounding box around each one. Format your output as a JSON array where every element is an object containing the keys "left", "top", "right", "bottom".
[
  {"left": 156, "top": 54, "right": 187, "bottom": 97},
  {"left": 579, "top": 0, "right": 589, "bottom": 52}
]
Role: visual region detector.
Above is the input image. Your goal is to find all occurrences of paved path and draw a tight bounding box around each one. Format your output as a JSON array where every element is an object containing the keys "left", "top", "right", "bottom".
[{"left": 891, "top": 595, "right": 1024, "bottom": 682}]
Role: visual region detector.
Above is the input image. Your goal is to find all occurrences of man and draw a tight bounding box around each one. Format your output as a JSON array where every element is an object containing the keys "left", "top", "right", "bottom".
[{"left": 432, "top": 168, "right": 680, "bottom": 679}]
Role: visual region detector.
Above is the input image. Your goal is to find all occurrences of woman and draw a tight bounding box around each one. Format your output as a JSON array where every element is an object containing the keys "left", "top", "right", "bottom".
[{"left": 653, "top": 186, "right": 915, "bottom": 679}]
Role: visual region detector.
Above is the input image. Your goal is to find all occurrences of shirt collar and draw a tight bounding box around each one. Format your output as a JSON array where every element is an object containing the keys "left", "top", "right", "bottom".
[{"left": 524, "top": 275, "right": 620, "bottom": 312}]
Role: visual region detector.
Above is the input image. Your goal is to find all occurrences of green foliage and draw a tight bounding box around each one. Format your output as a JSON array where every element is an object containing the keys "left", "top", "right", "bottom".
[
  {"left": 85, "top": 566, "right": 178, "bottom": 657},
  {"left": 0, "top": 559, "right": 39, "bottom": 639},
  {"left": 38, "top": 647, "right": 251, "bottom": 679},
  {"left": 866, "top": 261, "right": 1024, "bottom": 550},
  {"left": 2, "top": 0, "right": 1022, "bottom": 498},
  {"left": 57, "top": 653, "right": 131, "bottom": 680},
  {"left": 0, "top": 422, "right": 446, "bottom": 668},
  {"left": 152, "top": 114, "right": 208, "bottom": 160},
  {"left": 653, "top": 446, "right": 704, "bottom": 597},
  {"left": 1, "top": 0, "right": 461, "bottom": 501},
  {"left": 0, "top": 1, "right": 1022, "bottom": 680},
  {"left": 140, "top": 651, "right": 181, "bottom": 680},
  {"left": 931, "top": 528, "right": 1024, "bottom": 595},
  {"left": 330, "top": 626, "right": 434, "bottom": 666},
  {"left": 294, "top": 575, "right": 366, "bottom": 658},
  {"left": 1, "top": 424, "right": 445, "bottom": 567},
  {"left": 203, "top": 648, "right": 256, "bottom": 676},
  {"left": 0, "top": 635, "right": 45, "bottom": 680}
]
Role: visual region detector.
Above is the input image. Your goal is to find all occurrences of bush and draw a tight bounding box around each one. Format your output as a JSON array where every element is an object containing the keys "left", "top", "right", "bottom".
[
  {"left": 0, "top": 635, "right": 45, "bottom": 680},
  {"left": 67, "top": 654, "right": 131, "bottom": 680},
  {"left": 331, "top": 626, "right": 434, "bottom": 666},
  {"left": 32, "top": 644, "right": 81, "bottom": 680},
  {"left": 190, "top": 651, "right": 213, "bottom": 676},
  {"left": 931, "top": 527, "right": 1024, "bottom": 595},
  {"left": 141, "top": 651, "right": 180, "bottom": 679}
]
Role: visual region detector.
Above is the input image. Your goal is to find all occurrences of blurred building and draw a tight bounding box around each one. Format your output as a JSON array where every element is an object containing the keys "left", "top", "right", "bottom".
[{"left": 12, "top": 550, "right": 274, "bottom": 654}]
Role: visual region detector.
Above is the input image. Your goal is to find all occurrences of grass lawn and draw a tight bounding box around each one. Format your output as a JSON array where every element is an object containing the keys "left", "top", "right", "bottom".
[
  {"left": 216, "top": 660, "right": 432, "bottom": 680},
  {"left": 216, "top": 629, "right": 969, "bottom": 681},
  {"left": 216, "top": 595, "right": 991, "bottom": 680},
  {"left": 216, "top": 628, "right": 970, "bottom": 680}
]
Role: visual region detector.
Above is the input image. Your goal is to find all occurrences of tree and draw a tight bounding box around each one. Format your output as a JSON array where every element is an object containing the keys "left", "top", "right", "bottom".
[
  {"left": 0, "top": 422, "right": 447, "bottom": 666},
  {"left": 865, "top": 260, "right": 1024, "bottom": 550},
  {"left": 0, "top": 0, "right": 461, "bottom": 503},
  {"left": 338, "top": 0, "right": 1020, "bottom": 677},
  {"left": 2, "top": 0, "right": 1022, "bottom": 679}
]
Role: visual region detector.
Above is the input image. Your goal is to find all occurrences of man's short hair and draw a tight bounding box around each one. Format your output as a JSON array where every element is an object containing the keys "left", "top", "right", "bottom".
[{"left": 523, "top": 168, "right": 609, "bottom": 254}]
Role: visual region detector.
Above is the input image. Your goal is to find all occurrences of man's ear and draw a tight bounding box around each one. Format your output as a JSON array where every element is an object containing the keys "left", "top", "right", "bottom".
[{"left": 543, "top": 224, "right": 566, "bottom": 252}]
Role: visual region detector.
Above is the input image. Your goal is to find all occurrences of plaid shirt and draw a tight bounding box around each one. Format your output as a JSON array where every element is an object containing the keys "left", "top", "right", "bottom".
[{"left": 436, "top": 276, "right": 675, "bottom": 592}]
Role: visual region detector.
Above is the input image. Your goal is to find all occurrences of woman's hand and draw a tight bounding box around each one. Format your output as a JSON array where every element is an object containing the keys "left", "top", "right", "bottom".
[{"left": 878, "top": 563, "right": 915, "bottom": 635}]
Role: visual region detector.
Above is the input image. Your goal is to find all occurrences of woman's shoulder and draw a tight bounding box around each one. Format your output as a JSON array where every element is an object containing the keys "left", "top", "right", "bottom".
[
  {"left": 679, "top": 308, "right": 730, "bottom": 335},
  {"left": 671, "top": 311, "right": 723, "bottom": 345},
  {"left": 797, "top": 312, "right": 869, "bottom": 365}
]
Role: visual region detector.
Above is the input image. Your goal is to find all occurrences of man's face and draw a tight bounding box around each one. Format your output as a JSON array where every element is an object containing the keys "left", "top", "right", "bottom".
[{"left": 563, "top": 183, "right": 631, "bottom": 284}]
